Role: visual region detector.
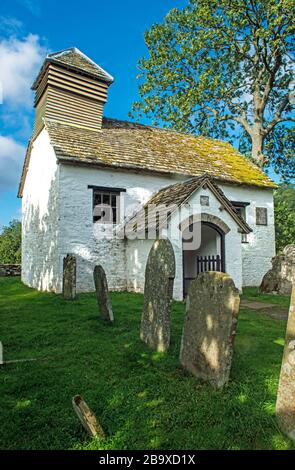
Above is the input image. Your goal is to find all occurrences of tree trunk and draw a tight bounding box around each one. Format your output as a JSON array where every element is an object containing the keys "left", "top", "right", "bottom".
[
  {"left": 251, "top": 126, "right": 266, "bottom": 166},
  {"left": 251, "top": 89, "right": 267, "bottom": 167}
]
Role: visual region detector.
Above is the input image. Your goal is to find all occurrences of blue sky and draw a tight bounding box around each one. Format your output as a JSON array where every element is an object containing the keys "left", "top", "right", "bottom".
[
  {"left": 0, "top": 0, "right": 187, "bottom": 228},
  {"left": 0, "top": 0, "right": 283, "bottom": 231}
]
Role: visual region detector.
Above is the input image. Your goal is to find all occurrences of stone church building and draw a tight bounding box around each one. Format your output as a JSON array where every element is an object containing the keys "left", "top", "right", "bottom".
[{"left": 18, "top": 48, "right": 276, "bottom": 300}]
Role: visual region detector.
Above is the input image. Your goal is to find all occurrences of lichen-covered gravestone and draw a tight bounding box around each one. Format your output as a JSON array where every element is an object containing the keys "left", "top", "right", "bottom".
[
  {"left": 276, "top": 283, "right": 295, "bottom": 442},
  {"left": 260, "top": 244, "right": 295, "bottom": 295},
  {"left": 62, "top": 254, "right": 76, "bottom": 300},
  {"left": 180, "top": 271, "right": 240, "bottom": 389},
  {"left": 93, "top": 265, "right": 114, "bottom": 322},
  {"left": 140, "top": 239, "right": 175, "bottom": 352}
]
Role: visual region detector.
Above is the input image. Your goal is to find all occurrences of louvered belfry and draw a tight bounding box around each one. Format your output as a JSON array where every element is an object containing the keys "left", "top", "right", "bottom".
[{"left": 32, "top": 48, "right": 114, "bottom": 135}]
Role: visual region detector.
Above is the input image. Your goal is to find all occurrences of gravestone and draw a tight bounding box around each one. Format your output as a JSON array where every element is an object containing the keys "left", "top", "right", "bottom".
[
  {"left": 276, "top": 283, "right": 295, "bottom": 442},
  {"left": 72, "top": 395, "right": 105, "bottom": 438},
  {"left": 260, "top": 244, "right": 295, "bottom": 295},
  {"left": 93, "top": 265, "right": 114, "bottom": 322},
  {"left": 180, "top": 271, "right": 240, "bottom": 389},
  {"left": 140, "top": 239, "right": 175, "bottom": 352},
  {"left": 62, "top": 254, "right": 76, "bottom": 300}
]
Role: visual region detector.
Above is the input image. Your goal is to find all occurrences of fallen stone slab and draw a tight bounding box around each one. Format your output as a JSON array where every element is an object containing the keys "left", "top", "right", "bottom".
[
  {"left": 240, "top": 300, "right": 289, "bottom": 321},
  {"left": 240, "top": 300, "right": 277, "bottom": 310}
]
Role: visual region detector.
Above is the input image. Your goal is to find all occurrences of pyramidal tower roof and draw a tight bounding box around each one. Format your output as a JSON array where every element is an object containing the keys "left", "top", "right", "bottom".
[{"left": 32, "top": 47, "right": 114, "bottom": 89}]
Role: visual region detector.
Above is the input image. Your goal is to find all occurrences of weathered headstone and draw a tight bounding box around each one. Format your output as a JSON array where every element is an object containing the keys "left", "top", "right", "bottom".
[
  {"left": 140, "top": 239, "right": 175, "bottom": 352},
  {"left": 276, "top": 283, "right": 295, "bottom": 442},
  {"left": 62, "top": 254, "right": 76, "bottom": 300},
  {"left": 93, "top": 265, "right": 114, "bottom": 322},
  {"left": 72, "top": 395, "right": 105, "bottom": 438},
  {"left": 260, "top": 244, "right": 295, "bottom": 295},
  {"left": 180, "top": 271, "right": 240, "bottom": 389}
]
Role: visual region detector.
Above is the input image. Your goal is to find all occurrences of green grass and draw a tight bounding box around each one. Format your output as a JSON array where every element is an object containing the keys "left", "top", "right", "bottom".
[
  {"left": 0, "top": 277, "right": 293, "bottom": 450},
  {"left": 242, "top": 287, "right": 291, "bottom": 308}
]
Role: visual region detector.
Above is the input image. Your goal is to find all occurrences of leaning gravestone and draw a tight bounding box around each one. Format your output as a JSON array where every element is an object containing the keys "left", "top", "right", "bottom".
[
  {"left": 276, "top": 283, "right": 295, "bottom": 442},
  {"left": 180, "top": 271, "right": 240, "bottom": 389},
  {"left": 62, "top": 254, "right": 76, "bottom": 300},
  {"left": 93, "top": 265, "right": 114, "bottom": 322},
  {"left": 140, "top": 239, "right": 175, "bottom": 352}
]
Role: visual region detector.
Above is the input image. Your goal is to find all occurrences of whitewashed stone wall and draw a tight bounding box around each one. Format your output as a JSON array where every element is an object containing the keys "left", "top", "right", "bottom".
[
  {"left": 58, "top": 163, "right": 182, "bottom": 293},
  {"left": 21, "top": 130, "right": 61, "bottom": 291},
  {"left": 126, "top": 239, "right": 153, "bottom": 293},
  {"left": 219, "top": 184, "right": 275, "bottom": 286}
]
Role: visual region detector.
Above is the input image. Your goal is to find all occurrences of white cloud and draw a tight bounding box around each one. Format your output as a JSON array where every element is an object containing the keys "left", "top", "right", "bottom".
[
  {"left": 20, "top": 0, "right": 41, "bottom": 16},
  {"left": 0, "top": 32, "right": 48, "bottom": 193},
  {"left": 0, "top": 135, "right": 26, "bottom": 192},
  {"left": 0, "top": 16, "right": 23, "bottom": 35},
  {"left": 0, "top": 34, "right": 47, "bottom": 107}
]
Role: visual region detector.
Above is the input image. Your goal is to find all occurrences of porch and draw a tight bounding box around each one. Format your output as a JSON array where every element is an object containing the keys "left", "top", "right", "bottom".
[{"left": 182, "top": 221, "right": 225, "bottom": 297}]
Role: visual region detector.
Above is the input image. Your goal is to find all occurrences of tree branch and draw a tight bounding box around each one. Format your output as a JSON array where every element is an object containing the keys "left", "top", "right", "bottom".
[
  {"left": 261, "top": 50, "right": 283, "bottom": 110},
  {"left": 232, "top": 114, "right": 253, "bottom": 137},
  {"left": 202, "top": 106, "right": 253, "bottom": 137},
  {"left": 264, "top": 92, "right": 294, "bottom": 134}
]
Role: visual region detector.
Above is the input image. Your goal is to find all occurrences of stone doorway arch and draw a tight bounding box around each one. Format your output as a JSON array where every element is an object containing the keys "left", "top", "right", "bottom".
[{"left": 181, "top": 213, "right": 230, "bottom": 297}]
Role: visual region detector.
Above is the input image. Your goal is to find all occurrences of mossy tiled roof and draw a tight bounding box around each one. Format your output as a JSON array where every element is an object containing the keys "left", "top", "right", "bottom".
[
  {"left": 44, "top": 118, "right": 276, "bottom": 189},
  {"left": 126, "top": 175, "right": 252, "bottom": 234},
  {"left": 32, "top": 48, "right": 114, "bottom": 89}
]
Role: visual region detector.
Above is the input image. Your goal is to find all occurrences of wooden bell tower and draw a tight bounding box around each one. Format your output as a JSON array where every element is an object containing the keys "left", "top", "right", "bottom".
[{"left": 31, "top": 48, "right": 114, "bottom": 135}]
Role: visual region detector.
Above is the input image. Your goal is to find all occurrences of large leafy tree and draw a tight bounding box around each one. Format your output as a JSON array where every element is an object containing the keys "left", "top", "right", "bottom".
[
  {"left": 0, "top": 220, "right": 21, "bottom": 264},
  {"left": 133, "top": 0, "right": 294, "bottom": 176},
  {"left": 274, "top": 183, "right": 295, "bottom": 252}
]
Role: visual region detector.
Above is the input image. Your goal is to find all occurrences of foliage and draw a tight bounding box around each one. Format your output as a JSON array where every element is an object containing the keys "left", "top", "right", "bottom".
[
  {"left": 274, "top": 183, "right": 295, "bottom": 253},
  {"left": 0, "top": 219, "right": 21, "bottom": 264},
  {"left": 133, "top": 0, "right": 294, "bottom": 174},
  {"left": 264, "top": 127, "right": 295, "bottom": 182},
  {"left": 0, "top": 278, "right": 293, "bottom": 450}
]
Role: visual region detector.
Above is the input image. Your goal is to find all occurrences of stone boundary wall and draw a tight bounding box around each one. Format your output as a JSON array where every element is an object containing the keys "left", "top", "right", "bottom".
[{"left": 0, "top": 265, "right": 21, "bottom": 277}]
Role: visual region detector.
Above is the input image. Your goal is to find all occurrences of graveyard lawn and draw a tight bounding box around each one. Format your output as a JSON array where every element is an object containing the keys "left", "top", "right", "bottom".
[{"left": 0, "top": 278, "right": 294, "bottom": 451}]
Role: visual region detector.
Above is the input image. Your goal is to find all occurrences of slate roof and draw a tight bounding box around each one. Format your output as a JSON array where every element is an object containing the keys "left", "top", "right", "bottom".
[
  {"left": 46, "top": 118, "right": 275, "bottom": 188},
  {"left": 32, "top": 48, "right": 114, "bottom": 89},
  {"left": 125, "top": 175, "right": 252, "bottom": 235}
]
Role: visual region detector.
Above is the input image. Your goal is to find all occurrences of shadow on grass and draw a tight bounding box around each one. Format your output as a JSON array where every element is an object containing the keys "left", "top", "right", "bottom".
[{"left": 0, "top": 278, "right": 293, "bottom": 450}]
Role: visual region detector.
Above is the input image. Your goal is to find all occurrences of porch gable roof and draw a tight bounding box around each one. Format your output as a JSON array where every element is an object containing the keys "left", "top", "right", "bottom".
[{"left": 126, "top": 175, "right": 252, "bottom": 235}]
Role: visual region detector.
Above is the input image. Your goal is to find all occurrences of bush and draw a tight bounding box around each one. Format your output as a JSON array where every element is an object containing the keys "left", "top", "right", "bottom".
[
  {"left": 274, "top": 184, "right": 295, "bottom": 253},
  {"left": 0, "top": 219, "right": 21, "bottom": 264}
]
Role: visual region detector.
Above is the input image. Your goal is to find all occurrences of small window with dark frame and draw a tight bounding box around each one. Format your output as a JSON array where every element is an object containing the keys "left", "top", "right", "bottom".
[
  {"left": 237, "top": 207, "right": 248, "bottom": 243},
  {"left": 90, "top": 187, "right": 124, "bottom": 224},
  {"left": 231, "top": 201, "right": 250, "bottom": 243},
  {"left": 256, "top": 207, "right": 268, "bottom": 226}
]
